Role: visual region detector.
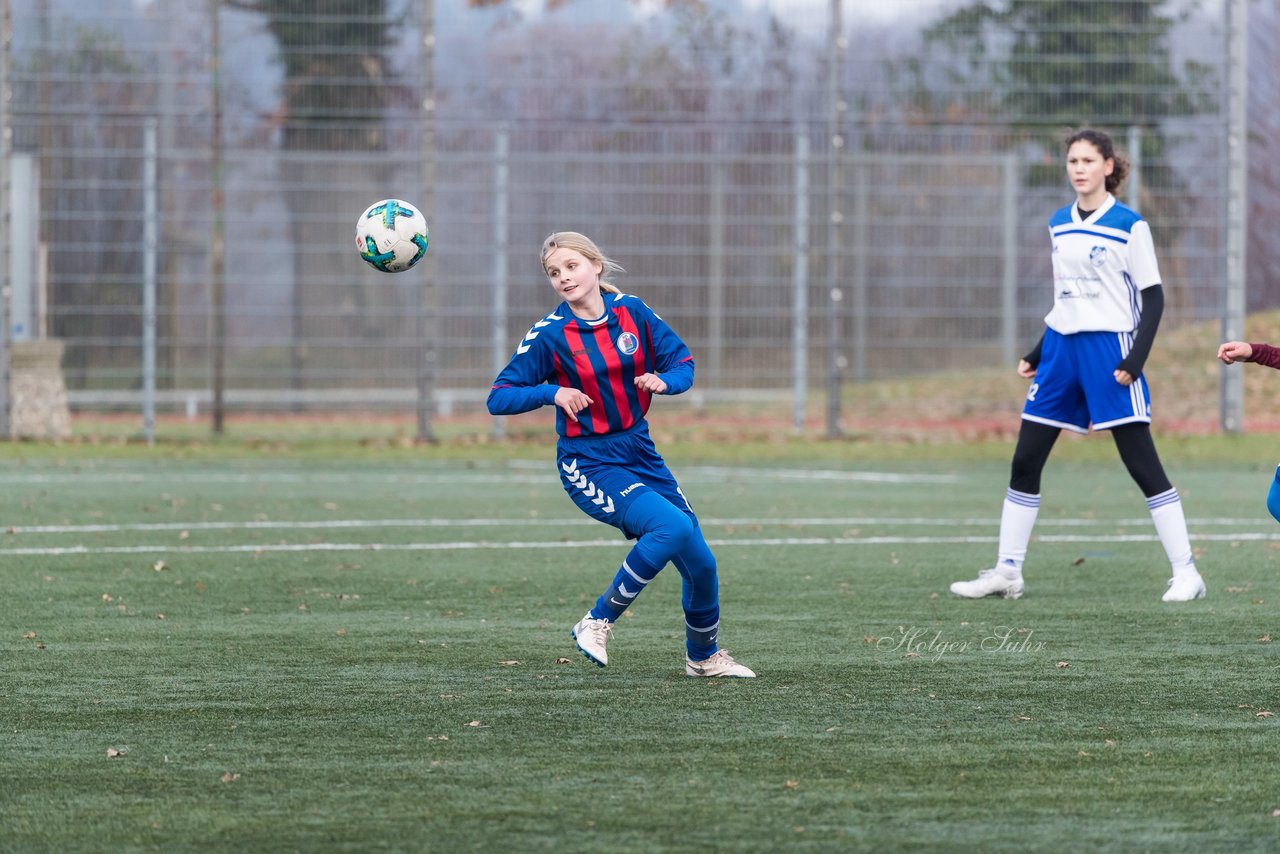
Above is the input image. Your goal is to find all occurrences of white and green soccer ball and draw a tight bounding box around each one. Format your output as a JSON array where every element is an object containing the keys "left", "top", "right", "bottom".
[{"left": 355, "top": 198, "right": 429, "bottom": 273}]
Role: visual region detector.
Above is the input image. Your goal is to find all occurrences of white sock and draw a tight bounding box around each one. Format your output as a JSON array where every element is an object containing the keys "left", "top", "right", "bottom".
[
  {"left": 1147, "top": 488, "right": 1196, "bottom": 576},
  {"left": 996, "top": 488, "right": 1040, "bottom": 575}
]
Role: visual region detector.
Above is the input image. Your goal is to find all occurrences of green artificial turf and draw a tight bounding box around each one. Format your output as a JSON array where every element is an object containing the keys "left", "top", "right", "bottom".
[{"left": 2, "top": 448, "right": 1278, "bottom": 852}]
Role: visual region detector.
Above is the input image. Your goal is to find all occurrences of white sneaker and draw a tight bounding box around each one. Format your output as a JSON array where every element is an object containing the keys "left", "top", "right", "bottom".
[
  {"left": 1162, "top": 569, "right": 1206, "bottom": 602},
  {"left": 571, "top": 613, "right": 613, "bottom": 667},
  {"left": 950, "top": 567, "right": 1025, "bottom": 599},
  {"left": 685, "top": 649, "right": 755, "bottom": 678}
]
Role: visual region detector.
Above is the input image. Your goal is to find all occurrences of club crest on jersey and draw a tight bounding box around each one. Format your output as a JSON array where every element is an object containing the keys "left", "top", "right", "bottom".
[
  {"left": 1089, "top": 246, "right": 1108, "bottom": 267},
  {"left": 616, "top": 332, "right": 639, "bottom": 355}
]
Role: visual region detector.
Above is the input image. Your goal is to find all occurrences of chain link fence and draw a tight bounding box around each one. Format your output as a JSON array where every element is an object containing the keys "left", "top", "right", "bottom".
[{"left": 0, "top": 0, "right": 1271, "bottom": 439}]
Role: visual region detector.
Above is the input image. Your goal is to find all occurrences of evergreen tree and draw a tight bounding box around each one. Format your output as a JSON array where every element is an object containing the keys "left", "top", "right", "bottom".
[
  {"left": 901, "top": 0, "right": 1214, "bottom": 185},
  {"left": 223, "top": 0, "right": 392, "bottom": 151}
]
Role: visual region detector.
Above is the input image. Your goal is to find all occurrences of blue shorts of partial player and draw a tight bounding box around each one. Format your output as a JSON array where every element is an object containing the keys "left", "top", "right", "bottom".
[
  {"left": 1266, "top": 465, "right": 1280, "bottom": 525},
  {"left": 1021, "top": 328, "right": 1151, "bottom": 434},
  {"left": 555, "top": 420, "right": 695, "bottom": 538}
]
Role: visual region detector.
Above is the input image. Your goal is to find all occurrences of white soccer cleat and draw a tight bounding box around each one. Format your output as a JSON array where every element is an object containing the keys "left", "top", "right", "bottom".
[
  {"left": 571, "top": 613, "right": 613, "bottom": 667},
  {"left": 950, "top": 567, "right": 1025, "bottom": 600},
  {"left": 685, "top": 649, "right": 755, "bottom": 678},
  {"left": 1162, "top": 568, "right": 1206, "bottom": 602}
]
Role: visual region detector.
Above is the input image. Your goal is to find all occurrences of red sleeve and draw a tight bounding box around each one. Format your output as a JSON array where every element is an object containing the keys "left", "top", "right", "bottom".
[{"left": 1247, "top": 343, "right": 1280, "bottom": 370}]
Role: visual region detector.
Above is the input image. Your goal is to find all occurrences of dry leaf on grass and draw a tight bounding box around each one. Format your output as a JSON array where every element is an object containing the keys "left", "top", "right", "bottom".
[
  {"left": 783, "top": 780, "right": 800, "bottom": 790},
  {"left": 497, "top": 660, "right": 523, "bottom": 666},
  {"left": 220, "top": 772, "right": 240, "bottom": 783},
  {"left": 1056, "top": 661, "right": 1071, "bottom": 669},
  {"left": 1257, "top": 710, "right": 1274, "bottom": 718},
  {"left": 22, "top": 631, "right": 36, "bottom": 639},
  {"left": 106, "top": 747, "right": 127, "bottom": 758}
]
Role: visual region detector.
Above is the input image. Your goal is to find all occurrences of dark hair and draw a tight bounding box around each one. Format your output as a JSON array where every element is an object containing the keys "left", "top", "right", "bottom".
[{"left": 1066, "top": 128, "right": 1129, "bottom": 194}]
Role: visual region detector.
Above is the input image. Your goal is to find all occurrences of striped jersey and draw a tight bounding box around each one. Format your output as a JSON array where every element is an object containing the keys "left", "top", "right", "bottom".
[
  {"left": 487, "top": 292, "right": 694, "bottom": 438},
  {"left": 1044, "top": 193, "right": 1162, "bottom": 335}
]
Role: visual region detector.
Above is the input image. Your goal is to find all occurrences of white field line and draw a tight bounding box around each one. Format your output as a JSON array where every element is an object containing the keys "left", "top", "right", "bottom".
[
  {"left": 0, "top": 515, "right": 1268, "bottom": 535},
  {"left": 505, "top": 460, "right": 961, "bottom": 483},
  {"left": 3, "top": 531, "right": 1279, "bottom": 557},
  {"left": 0, "top": 472, "right": 551, "bottom": 485},
  {"left": 0, "top": 466, "right": 959, "bottom": 486},
  {"left": 661, "top": 466, "right": 960, "bottom": 484}
]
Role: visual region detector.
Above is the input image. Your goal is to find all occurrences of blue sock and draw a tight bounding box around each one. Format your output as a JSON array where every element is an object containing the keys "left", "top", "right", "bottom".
[
  {"left": 590, "top": 548, "right": 660, "bottom": 622},
  {"left": 684, "top": 604, "right": 720, "bottom": 661},
  {"left": 673, "top": 533, "right": 720, "bottom": 660},
  {"left": 1267, "top": 466, "right": 1280, "bottom": 524},
  {"left": 588, "top": 492, "right": 694, "bottom": 621}
]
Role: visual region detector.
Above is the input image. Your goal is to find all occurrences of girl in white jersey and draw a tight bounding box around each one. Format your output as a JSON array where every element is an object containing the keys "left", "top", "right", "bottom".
[{"left": 950, "top": 129, "right": 1206, "bottom": 603}]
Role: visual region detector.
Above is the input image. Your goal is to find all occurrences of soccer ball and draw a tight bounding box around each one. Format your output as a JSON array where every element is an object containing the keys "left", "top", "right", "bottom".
[{"left": 355, "top": 199, "right": 429, "bottom": 273}]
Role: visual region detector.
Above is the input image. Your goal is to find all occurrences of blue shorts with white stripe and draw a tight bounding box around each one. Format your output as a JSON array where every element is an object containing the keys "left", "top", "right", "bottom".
[{"left": 1022, "top": 328, "right": 1152, "bottom": 433}]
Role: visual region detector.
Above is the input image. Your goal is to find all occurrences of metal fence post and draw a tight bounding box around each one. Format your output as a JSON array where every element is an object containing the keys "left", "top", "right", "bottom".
[
  {"left": 1127, "top": 124, "right": 1142, "bottom": 207},
  {"left": 793, "top": 129, "right": 809, "bottom": 433},
  {"left": 1001, "top": 154, "right": 1019, "bottom": 366},
  {"left": 491, "top": 124, "right": 508, "bottom": 440},
  {"left": 824, "top": 0, "right": 844, "bottom": 439},
  {"left": 209, "top": 0, "right": 226, "bottom": 435},
  {"left": 1221, "top": 0, "right": 1247, "bottom": 434},
  {"left": 707, "top": 103, "right": 726, "bottom": 394},
  {"left": 144, "top": 118, "right": 158, "bottom": 445},
  {"left": 850, "top": 154, "right": 867, "bottom": 382},
  {"left": 0, "top": 0, "right": 9, "bottom": 439},
  {"left": 416, "top": 0, "right": 438, "bottom": 442}
]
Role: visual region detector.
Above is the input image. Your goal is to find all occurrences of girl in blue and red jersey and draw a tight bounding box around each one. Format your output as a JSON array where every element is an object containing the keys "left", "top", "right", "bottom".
[
  {"left": 487, "top": 232, "right": 754, "bottom": 678},
  {"left": 1218, "top": 340, "right": 1280, "bottom": 522},
  {"left": 951, "top": 129, "right": 1206, "bottom": 603}
]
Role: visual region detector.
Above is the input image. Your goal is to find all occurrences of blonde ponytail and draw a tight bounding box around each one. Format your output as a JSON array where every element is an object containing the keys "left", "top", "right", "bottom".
[{"left": 541, "top": 232, "right": 625, "bottom": 295}]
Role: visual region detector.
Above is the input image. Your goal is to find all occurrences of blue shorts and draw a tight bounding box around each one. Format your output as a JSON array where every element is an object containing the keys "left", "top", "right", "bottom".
[
  {"left": 555, "top": 421, "right": 695, "bottom": 539},
  {"left": 1022, "top": 328, "right": 1151, "bottom": 433}
]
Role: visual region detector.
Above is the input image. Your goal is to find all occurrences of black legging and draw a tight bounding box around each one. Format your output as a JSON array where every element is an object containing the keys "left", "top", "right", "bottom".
[{"left": 1009, "top": 420, "right": 1173, "bottom": 498}]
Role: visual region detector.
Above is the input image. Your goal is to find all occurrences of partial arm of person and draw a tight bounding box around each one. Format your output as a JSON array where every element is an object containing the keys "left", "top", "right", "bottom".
[
  {"left": 638, "top": 300, "right": 695, "bottom": 395},
  {"left": 487, "top": 380, "right": 558, "bottom": 415},
  {"left": 1113, "top": 285, "right": 1164, "bottom": 385},
  {"left": 1218, "top": 340, "right": 1280, "bottom": 370},
  {"left": 487, "top": 326, "right": 586, "bottom": 418},
  {"left": 1019, "top": 331, "right": 1045, "bottom": 378}
]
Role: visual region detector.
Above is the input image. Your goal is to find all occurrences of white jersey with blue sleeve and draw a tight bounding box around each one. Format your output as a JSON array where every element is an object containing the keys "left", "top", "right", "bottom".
[{"left": 1044, "top": 194, "right": 1161, "bottom": 335}]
